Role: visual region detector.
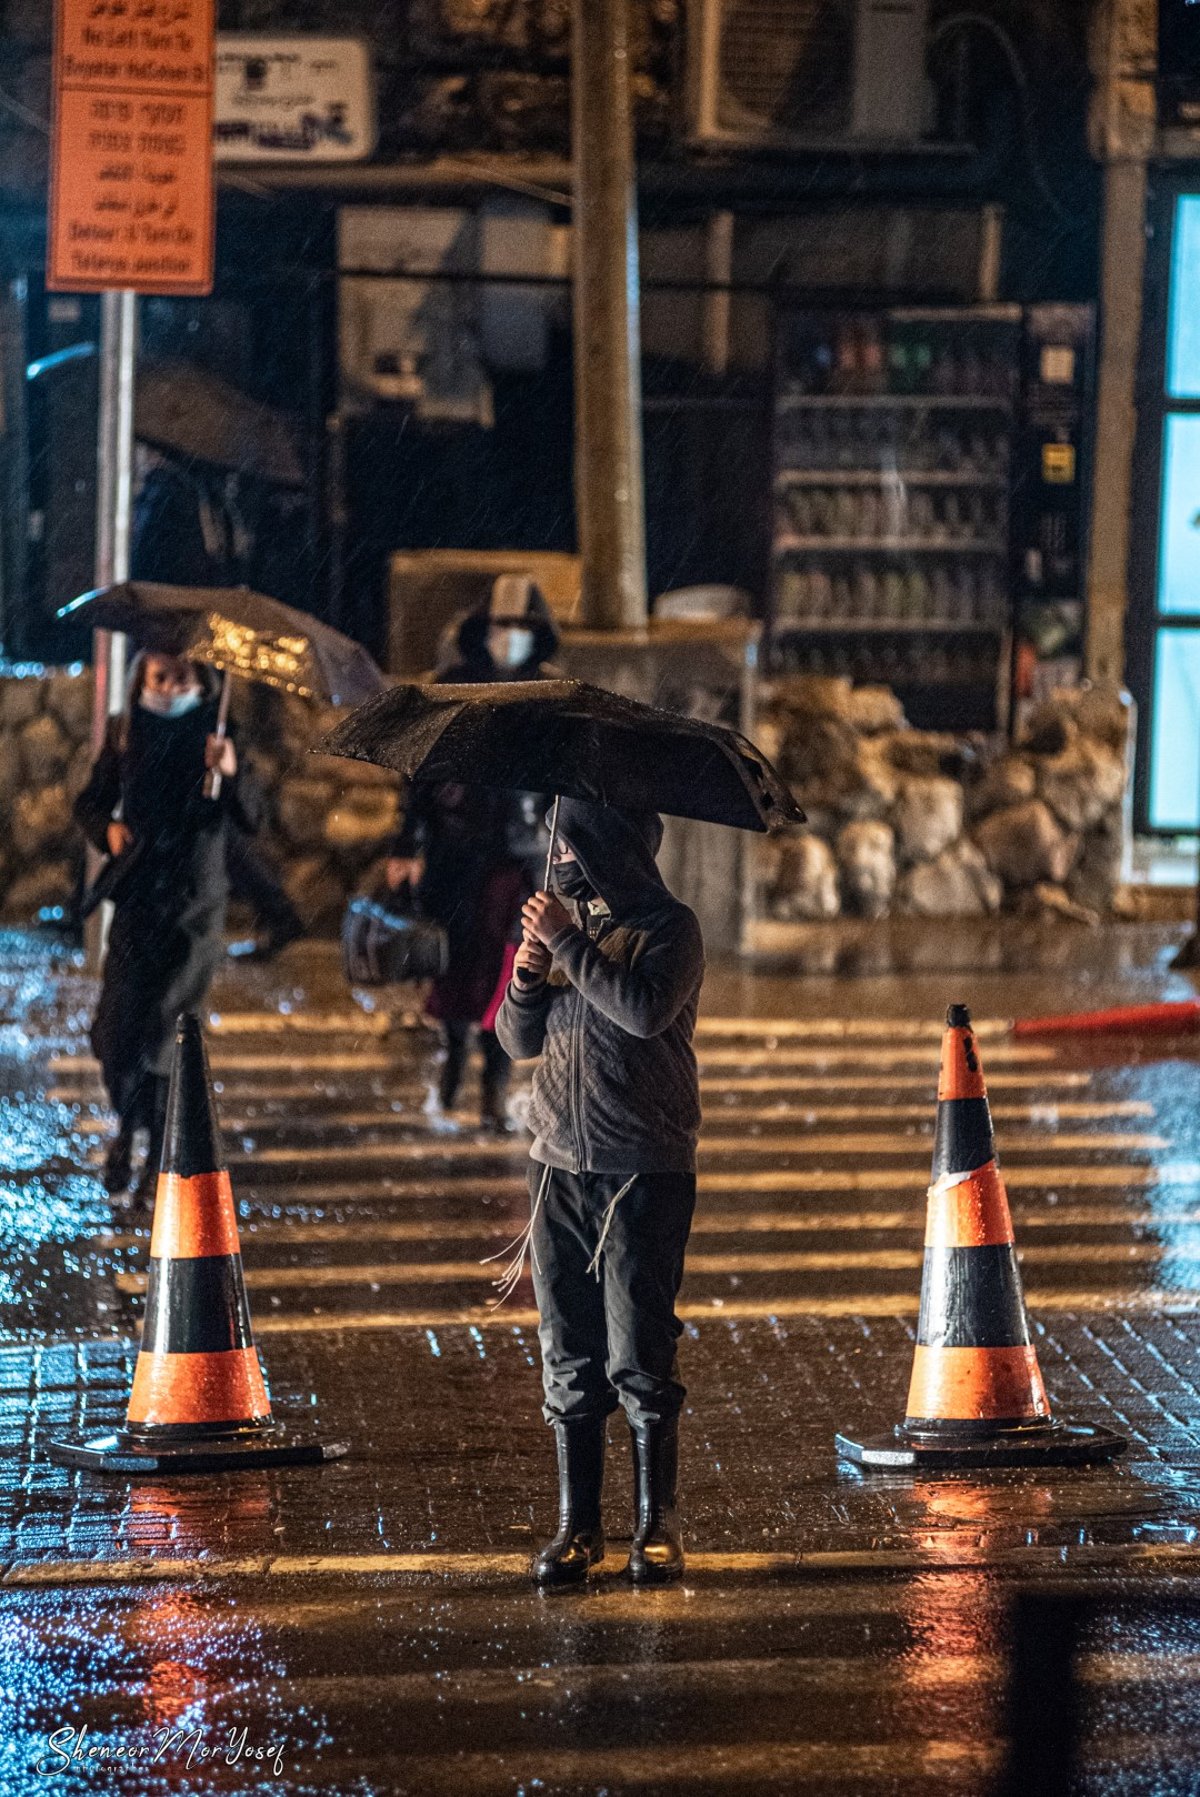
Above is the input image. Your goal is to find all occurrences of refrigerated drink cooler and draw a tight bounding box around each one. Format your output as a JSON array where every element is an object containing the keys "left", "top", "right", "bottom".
[{"left": 769, "top": 304, "right": 1093, "bottom": 733}]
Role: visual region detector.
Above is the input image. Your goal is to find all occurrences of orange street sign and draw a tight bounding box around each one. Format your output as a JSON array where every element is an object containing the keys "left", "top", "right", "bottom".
[{"left": 48, "top": 0, "right": 215, "bottom": 295}]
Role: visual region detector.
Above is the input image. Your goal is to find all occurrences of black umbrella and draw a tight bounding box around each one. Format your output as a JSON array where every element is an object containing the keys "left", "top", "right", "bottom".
[
  {"left": 136, "top": 361, "right": 305, "bottom": 487},
  {"left": 58, "top": 582, "right": 386, "bottom": 708},
  {"left": 316, "top": 679, "right": 804, "bottom": 835}
]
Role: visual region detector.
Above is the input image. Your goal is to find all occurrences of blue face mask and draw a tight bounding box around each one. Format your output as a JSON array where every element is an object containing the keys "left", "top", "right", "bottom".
[{"left": 139, "top": 686, "right": 203, "bottom": 719}]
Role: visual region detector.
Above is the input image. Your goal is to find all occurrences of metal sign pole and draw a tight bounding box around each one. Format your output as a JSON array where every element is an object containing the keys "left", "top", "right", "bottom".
[{"left": 84, "top": 287, "right": 137, "bottom": 970}]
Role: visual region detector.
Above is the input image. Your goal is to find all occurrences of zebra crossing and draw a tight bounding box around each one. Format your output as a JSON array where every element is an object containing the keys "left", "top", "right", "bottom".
[{"left": 48, "top": 1004, "right": 1200, "bottom": 1332}]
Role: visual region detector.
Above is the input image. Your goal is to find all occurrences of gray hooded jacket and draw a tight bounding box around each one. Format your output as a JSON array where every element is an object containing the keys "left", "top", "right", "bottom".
[{"left": 495, "top": 799, "right": 704, "bottom": 1174}]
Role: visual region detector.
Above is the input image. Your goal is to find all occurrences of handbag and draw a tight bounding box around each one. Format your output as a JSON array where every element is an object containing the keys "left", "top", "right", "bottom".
[{"left": 340, "top": 886, "right": 449, "bottom": 986}]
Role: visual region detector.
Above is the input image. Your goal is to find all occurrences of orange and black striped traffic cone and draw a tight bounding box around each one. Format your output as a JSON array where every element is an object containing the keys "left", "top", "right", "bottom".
[
  {"left": 836, "top": 1004, "right": 1125, "bottom": 1470},
  {"left": 50, "top": 1013, "right": 347, "bottom": 1474}
]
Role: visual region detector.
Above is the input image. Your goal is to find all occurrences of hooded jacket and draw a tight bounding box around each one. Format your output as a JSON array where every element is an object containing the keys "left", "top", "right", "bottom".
[{"left": 495, "top": 798, "right": 704, "bottom": 1174}]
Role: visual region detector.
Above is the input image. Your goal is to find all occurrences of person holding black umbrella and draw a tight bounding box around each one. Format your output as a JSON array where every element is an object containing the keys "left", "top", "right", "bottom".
[
  {"left": 384, "top": 575, "right": 559, "bottom": 1132},
  {"left": 319, "top": 674, "right": 803, "bottom": 1586},
  {"left": 495, "top": 798, "right": 705, "bottom": 1587},
  {"left": 74, "top": 649, "right": 263, "bottom": 1202}
]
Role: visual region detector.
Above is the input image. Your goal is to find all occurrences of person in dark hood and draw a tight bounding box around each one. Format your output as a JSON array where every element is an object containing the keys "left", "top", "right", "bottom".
[
  {"left": 74, "top": 650, "right": 263, "bottom": 1202},
  {"left": 495, "top": 797, "right": 705, "bottom": 1587},
  {"left": 385, "top": 576, "right": 559, "bottom": 1131}
]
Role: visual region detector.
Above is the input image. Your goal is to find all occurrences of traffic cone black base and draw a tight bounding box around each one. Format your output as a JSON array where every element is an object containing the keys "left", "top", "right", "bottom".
[
  {"left": 49, "top": 1013, "right": 347, "bottom": 1478},
  {"left": 48, "top": 1428, "right": 345, "bottom": 1475},
  {"left": 835, "top": 1418, "right": 1126, "bottom": 1472}
]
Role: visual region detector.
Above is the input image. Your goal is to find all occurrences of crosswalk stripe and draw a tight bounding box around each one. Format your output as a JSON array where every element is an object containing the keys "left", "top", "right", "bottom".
[
  {"left": 51, "top": 1051, "right": 400, "bottom": 1074},
  {"left": 698, "top": 1073, "right": 1093, "bottom": 1091},
  {"left": 158, "top": 1092, "right": 1142, "bottom": 1135},
  {"left": 88, "top": 1205, "right": 1200, "bottom": 1251},
  {"left": 206, "top": 1010, "right": 391, "bottom": 1035},
  {"left": 9, "top": 1544, "right": 1197, "bottom": 1584},
  {"left": 691, "top": 1016, "right": 1011, "bottom": 1040},
  {"left": 246, "top": 1288, "right": 1200, "bottom": 1330},
  {"left": 111, "top": 1238, "right": 1200, "bottom": 1296},
  {"left": 179, "top": 1133, "right": 1169, "bottom": 1170},
  {"left": 694, "top": 1043, "right": 1059, "bottom": 1067},
  {"left": 692, "top": 1101, "right": 1153, "bottom": 1123}
]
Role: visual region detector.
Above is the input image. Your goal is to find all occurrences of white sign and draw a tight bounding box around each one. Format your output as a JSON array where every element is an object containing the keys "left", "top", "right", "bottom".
[{"left": 215, "top": 35, "right": 375, "bottom": 162}]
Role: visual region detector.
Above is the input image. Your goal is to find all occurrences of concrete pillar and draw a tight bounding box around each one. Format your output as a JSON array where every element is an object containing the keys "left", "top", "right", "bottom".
[
  {"left": 570, "top": 0, "right": 647, "bottom": 629},
  {"left": 1085, "top": 157, "right": 1148, "bottom": 682},
  {"left": 1084, "top": 0, "right": 1156, "bottom": 683}
]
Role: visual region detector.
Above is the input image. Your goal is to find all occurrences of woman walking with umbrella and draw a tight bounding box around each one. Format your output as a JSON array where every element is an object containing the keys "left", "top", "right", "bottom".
[
  {"left": 384, "top": 575, "right": 559, "bottom": 1132},
  {"left": 62, "top": 578, "right": 385, "bottom": 1202},
  {"left": 74, "top": 649, "right": 262, "bottom": 1201}
]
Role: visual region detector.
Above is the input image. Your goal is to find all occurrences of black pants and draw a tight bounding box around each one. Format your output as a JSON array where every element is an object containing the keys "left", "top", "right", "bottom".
[
  {"left": 529, "top": 1163, "right": 696, "bottom": 1430},
  {"left": 442, "top": 1021, "right": 509, "bottom": 1104}
]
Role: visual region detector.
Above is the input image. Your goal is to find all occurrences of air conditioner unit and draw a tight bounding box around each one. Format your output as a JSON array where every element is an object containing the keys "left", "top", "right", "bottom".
[{"left": 686, "top": 0, "right": 930, "bottom": 150}]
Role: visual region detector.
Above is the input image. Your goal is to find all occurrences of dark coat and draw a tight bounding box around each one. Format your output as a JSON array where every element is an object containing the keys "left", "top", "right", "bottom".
[
  {"left": 390, "top": 599, "right": 557, "bottom": 1025},
  {"left": 495, "top": 799, "right": 705, "bottom": 1175},
  {"left": 74, "top": 686, "right": 262, "bottom": 1112}
]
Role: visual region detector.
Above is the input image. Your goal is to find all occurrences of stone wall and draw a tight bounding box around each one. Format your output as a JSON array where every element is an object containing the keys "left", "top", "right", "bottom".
[
  {"left": 0, "top": 665, "right": 1135, "bottom": 933},
  {"left": 755, "top": 677, "right": 1132, "bottom": 925},
  {"left": 0, "top": 668, "right": 399, "bottom": 928}
]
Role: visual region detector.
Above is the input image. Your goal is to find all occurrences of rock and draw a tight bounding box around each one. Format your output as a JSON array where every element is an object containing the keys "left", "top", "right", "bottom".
[
  {"left": 1015, "top": 882, "right": 1101, "bottom": 927},
  {"left": 968, "top": 753, "right": 1037, "bottom": 818},
  {"left": 896, "top": 838, "right": 1002, "bottom": 917},
  {"left": 1018, "top": 700, "right": 1074, "bottom": 757},
  {"left": 891, "top": 775, "right": 963, "bottom": 863},
  {"left": 0, "top": 675, "right": 45, "bottom": 729},
  {"left": 1067, "top": 681, "right": 1133, "bottom": 754},
  {"left": 763, "top": 831, "right": 840, "bottom": 921},
  {"left": 276, "top": 778, "right": 336, "bottom": 849},
  {"left": 18, "top": 712, "right": 71, "bottom": 784},
  {"left": 1067, "top": 812, "right": 1125, "bottom": 914},
  {"left": 845, "top": 685, "right": 907, "bottom": 735},
  {"left": 11, "top": 784, "right": 73, "bottom": 859},
  {"left": 324, "top": 787, "right": 400, "bottom": 850},
  {"left": 0, "top": 732, "right": 20, "bottom": 804},
  {"left": 771, "top": 674, "right": 854, "bottom": 721},
  {"left": 2, "top": 858, "right": 76, "bottom": 920},
  {"left": 753, "top": 714, "right": 785, "bottom": 769},
  {"left": 836, "top": 819, "right": 896, "bottom": 918},
  {"left": 44, "top": 671, "right": 93, "bottom": 739},
  {"left": 64, "top": 740, "right": 94, "bottom": 799},
  {"left": 780, "top": 715, "right": 894, "bottom": 820},
  {"left": 881, "top": 730, "right": 971, "bottom": 780},
  {"left": 971, "top": 799, "right": 1078, "bottom": 887},
  {"left": 1037, "top": 736, "right": 1128, "bottom": 834}
]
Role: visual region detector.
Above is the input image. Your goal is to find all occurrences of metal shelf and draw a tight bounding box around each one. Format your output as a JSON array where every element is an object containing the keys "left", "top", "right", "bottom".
[
  {"left": 774, "top": 534, "right": 1007, "bottom": 555},
  {"left": 775, "top": 469, "right": 1007, "bottom": 489},
  {"left": 773, "top": 618, "right": 1004, "bottom": 636},
  {"left": 778, "top": 391, "right": 1013, "bottom": 412}
]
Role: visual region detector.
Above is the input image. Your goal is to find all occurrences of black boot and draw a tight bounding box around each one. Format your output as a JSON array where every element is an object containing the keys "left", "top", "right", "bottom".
[
  {"left": 101, "top": 1123, "right": 133, "bottom": 1195},
  {"left": 627, "top": 1418, "right": 684, "bottom": 1585},
  {"left": 130, "top": 1075, "right": 169, "bottom": 1209},
  {"left": 531, "top": 1418, "right": 606, "bottom": 1588}
]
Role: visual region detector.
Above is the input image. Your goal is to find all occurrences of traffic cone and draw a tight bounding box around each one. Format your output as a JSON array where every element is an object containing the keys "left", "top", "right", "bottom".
[
  {"left": 836, "top": 1004, "right": 1126, "bottom": 1470},
  {"left": 50, "top": 1013, "right": 348, "bottom": 1474}
]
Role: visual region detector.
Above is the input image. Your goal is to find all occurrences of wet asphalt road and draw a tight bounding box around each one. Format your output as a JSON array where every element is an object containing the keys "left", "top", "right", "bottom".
[{"left": 6, "top": 924, "right": 1200, "bottom": 1792}]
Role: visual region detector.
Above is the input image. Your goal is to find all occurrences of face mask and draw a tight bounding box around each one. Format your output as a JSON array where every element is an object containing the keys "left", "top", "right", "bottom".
[
  {"left": 489, "top": 626, "right": 535, "bottom": 670},
  {"left": 552, "top": 857, "right": 593, "bottom": 901},
  {"left": 140, "top": 686, "right": 203, "bottom": 719}
]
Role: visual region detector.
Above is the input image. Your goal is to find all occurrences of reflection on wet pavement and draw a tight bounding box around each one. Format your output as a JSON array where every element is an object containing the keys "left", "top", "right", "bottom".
[{"left": 6, "top": 925, "right": 1200, "bottom": 1791}]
